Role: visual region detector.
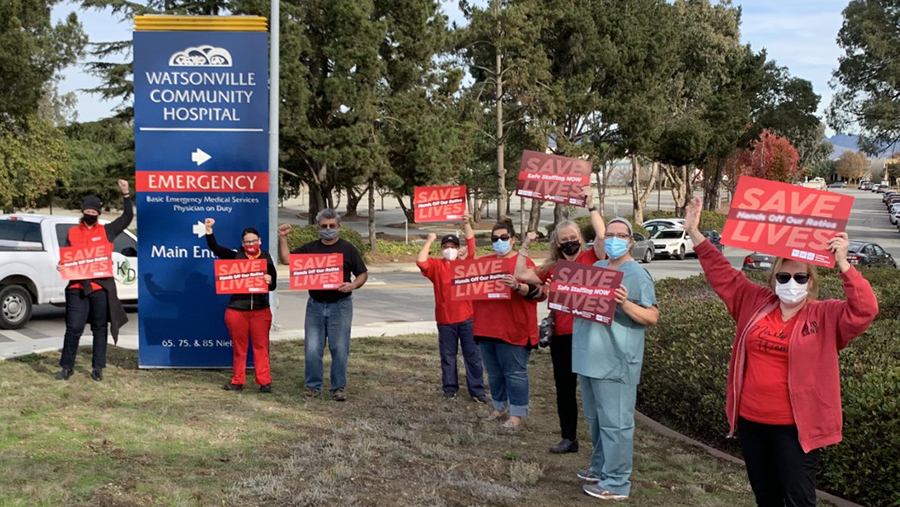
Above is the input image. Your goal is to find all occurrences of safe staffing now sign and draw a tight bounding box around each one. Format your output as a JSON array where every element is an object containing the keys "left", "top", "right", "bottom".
[
  {"left": 721, "top": 176, "right": 854, "bottom": 267},
  {"left": 548, "top": 260, "right": 623, "bottom": 325},
  {"left": 515, "top": 151, "right": 592, "bottom": 207}
]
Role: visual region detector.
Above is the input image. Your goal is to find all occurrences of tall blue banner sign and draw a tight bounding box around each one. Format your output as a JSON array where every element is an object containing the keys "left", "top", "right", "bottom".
[{"left": 134, "top": 27, "right": 269, "bottom": 368}]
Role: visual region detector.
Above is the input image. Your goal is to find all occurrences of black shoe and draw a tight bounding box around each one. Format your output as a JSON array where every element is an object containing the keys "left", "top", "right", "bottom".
[
  {"left": 471, "top": 394, "right": 488, "bottom": 404},
  {"left": 443, "top": 392, "right": 457, "bottom": 399},
  {"left": 332, "top": 389, "right": 346, "bottom": 402},
  {"left": 550, "top": 438, "right": 579, "bottom": 454},
  {"left": 90, "top": 369, "right": 103, "bottom": 382},
  {"left": 259, "top": 384, "right": 272, "bottom": 393},
  {"left": 222, "top": 383, "right": 243, "bottom": 391},
  {"left": 56, "top": 368, "right": 73, "bottom": 381}
]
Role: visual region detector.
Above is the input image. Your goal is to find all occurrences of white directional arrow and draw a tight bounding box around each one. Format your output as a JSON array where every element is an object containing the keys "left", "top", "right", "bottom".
[
  {"left": 191, "top": 148, "right": 211, "bottom": 166},
  {"left": 192, "top": 221, "right": 206, "bottom": 238}
]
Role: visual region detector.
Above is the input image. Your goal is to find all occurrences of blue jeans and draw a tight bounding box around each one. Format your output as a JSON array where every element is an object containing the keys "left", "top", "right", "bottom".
[
  {"left": 304, "top": 296, "right": 353, "bottom": 392},
  {"left": 437, "top": 319, "right": 484, "bottom": 397},
  {"left": 579, "top": 375, "right": 638, "bottom": 497},
  {"left": 478, "top": 340, "right": 531, "bottom": 417}
]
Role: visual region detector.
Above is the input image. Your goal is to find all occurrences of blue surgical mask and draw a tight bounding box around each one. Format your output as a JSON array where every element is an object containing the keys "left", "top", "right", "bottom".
[
  {"left": 493, "top": 239, "right": 511, "bottom": 256},
  {"left": 319, "top": 228, "right": 339, "bottom": 241},
  {"left": 604, "top": 237, "right": 629, "bottom": 259}
]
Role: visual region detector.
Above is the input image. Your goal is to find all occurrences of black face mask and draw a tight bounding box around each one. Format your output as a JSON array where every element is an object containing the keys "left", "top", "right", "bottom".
[
  {"left": 82, "top": 214, "right": 98, "bottom": 226},
  {"left": 559, "top": 240, "right": 581, "bottom": 256}
]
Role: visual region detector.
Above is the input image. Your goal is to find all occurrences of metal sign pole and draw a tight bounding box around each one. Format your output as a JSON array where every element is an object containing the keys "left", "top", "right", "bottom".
[{"left": 269, "top": 0, "right": 280, "bottom": 328}]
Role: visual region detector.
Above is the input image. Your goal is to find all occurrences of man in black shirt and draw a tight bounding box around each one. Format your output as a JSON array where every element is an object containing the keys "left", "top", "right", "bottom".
[{"left": 278, "top": 208, "right": 367, "bottom": 401}]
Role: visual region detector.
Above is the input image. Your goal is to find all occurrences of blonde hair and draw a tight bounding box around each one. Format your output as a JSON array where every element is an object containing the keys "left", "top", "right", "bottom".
[
  {"left": 767, "top": 257, "right": 820, "bottom": 300},
  {"left": 536, "top": 220, "right": 583, "bottom": 276}
]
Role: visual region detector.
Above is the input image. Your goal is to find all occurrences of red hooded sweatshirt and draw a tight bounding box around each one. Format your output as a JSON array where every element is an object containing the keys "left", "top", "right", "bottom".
[{"left": 694, "top": 239, "right": 878, "bottom": 453}]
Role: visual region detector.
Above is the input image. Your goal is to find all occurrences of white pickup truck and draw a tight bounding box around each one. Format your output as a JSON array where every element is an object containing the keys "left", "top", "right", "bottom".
[{"left": 0, "top": 215, "right": 138, "bottom": 329}]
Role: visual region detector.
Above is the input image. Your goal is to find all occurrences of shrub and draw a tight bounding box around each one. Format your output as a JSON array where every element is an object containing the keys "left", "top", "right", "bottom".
[
  {"left": 285, "top": 224, "right": 368, "bottom": 253},
  {"left": 638, "top": 267, "right": 900, "bottom": 506}
]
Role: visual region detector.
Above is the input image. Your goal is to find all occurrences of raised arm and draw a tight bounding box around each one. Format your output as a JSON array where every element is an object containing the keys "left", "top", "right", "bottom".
[
  {"left": 104, "top": 180, "right": 133, "bottom": 240},
  {"left": 204, "top": 219, "right": 237, "bottom": 259},
  {"left": 685, "top": 197, "right": 767, "bottom": 319},
  {"left": 828, "top": 233, "right": 879, "bottom": 349},
  {"left": 515, "top": 231, "right": 545, "bottom": 285},
  {"left": 417, "top": 233, "right": 436, "bottom": 264},
  {"left": 583, "top": 185, "right": 606, "bottom": 260},
  {"left": 277, "top": 223, "right": 292, "bottom": 265}
]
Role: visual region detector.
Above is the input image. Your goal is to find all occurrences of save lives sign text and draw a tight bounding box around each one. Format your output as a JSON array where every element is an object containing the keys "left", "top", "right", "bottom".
[
  {"left": 59, "top": 243, "right": 114, "bottom": 280},
  {"left": 548, "top": 260, "right": 623, "bottom": 325},
  {"left": 721, "top": 177, "right": 854, "bottom": 267},
  {"left": 289, "top": 254, "right": 344, "bottom": 290},
  {"left": 450, "top": 257, "right": 512, "bottom": 301},
  {"left": 515, "top": 151, "right": 591, "bottom": 207},
  {"left": 414, "top": 185, "right": 467, "bottom": 223},
  {"left": 214, "top": 259, "right": 268, "bottom": 294},
  {"left": 135, "top": 24, "right": 269, "bottom": 368}
]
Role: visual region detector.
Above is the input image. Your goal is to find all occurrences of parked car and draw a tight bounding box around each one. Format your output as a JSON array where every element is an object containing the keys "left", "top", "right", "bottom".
[
  {"left": 642, "top": 219, "right": 685, "bottom": 239},
  {"left": 846, "top": 241, "right": 896, "bottom": 268},
  {"left": 871, "top": 184, "right": 882, "bottom": 192},
  {"left": 701, "top": 230, "right": 725, "bottom": 252},
  {"left": 801, "top": 177, "right": 827, "bottom": 191},
  {"left": 877, "top": 185, "right": 890, "bottom": 194},
  {"left": 882, "top": 191, "right": 897, "bottom": 203},
  {"left": 858, "top": 180, "right": 871, "bottom": 190},
  {"left": 828, "top": 181, "right": 847, "bottom": 188},
  {"left": 890, "top": 208, "right": 900, "bottom": 226},
  {"left": 742, "top": 252, "right": 776, "bottom": 272},
  {"left": 886, "top": 195, "right": 900, "bottom": 209},
  {"left": 651, "top": 228, "right": 694, "bottom": 260},
  {"left": 0, "top": 215, "right": 138, "bottom": 329},
  {"left": 588, "top": 234, "right": 655, "bottom": 264}
]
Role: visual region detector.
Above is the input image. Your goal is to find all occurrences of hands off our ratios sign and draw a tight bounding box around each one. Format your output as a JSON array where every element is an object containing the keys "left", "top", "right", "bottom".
[
  {"left": 290, "top": 254, "right": 343, "bottom": 290},
  {"left": 59, "top": 244, "right": 114, "bottom": 280},
  {"left": 214, "top": 259, "right": 268, "bottom": 294},
  {"left": 450, "top": 257, "right": 513, "bottom": 300},
  {"left": 548, "top": 260, "right": 623, "bottom": 325},
  {"left": 414, "top": 185, "right": 467, "bottom": 223}
]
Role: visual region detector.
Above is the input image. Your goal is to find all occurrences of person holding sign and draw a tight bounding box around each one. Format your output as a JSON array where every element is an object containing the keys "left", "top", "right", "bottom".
[
  {"left": 278, "top": 209, "right": 368, "bottom": 402},
  {"left": 473, "top": 221, "right": 545, "bottom": 429},
  {"left": 685, "top": 197, "right": 878, "bottom": 507},
  {"left": 514, "top": 187, "right": 607, "bottom": 454},
  {"left": 416, "top": 214, "right": 487, "bottom": 402},
  {"left": 56, "top": 180, "right": 133, "bottom": 382},
  {"left": 205, "top": 219, "right": 277, "bottom": 393},
  {"left": 571, "top": 217, "right": 659, "bottom": 501}
]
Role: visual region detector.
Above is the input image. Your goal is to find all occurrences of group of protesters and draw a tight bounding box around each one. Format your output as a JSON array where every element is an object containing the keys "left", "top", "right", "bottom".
[{"left": 56, "top": 183, "right": 878, "bottom": 505}]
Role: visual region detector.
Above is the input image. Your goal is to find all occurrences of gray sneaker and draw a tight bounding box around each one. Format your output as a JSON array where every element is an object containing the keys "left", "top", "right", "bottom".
[
  {"left": 583, "top": 484, "right": 627, "bottom": 500},
  {"left": 577, "top": 469, "right": 602, "bottom": 483}
]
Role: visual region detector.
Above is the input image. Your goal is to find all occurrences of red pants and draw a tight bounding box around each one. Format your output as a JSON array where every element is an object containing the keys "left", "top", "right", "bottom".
[{"left": 224, "top": 308, "right": 273, "bottom": 386}]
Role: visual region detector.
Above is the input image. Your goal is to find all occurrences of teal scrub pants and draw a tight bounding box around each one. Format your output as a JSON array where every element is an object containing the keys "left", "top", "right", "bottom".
[{"left": 579, "top": 375, "right": 638, "bottom": 496}]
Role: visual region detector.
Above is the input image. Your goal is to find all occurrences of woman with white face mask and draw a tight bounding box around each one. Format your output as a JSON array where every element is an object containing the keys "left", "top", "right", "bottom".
[
  {"left": 685, "top": 197, "right": 878, "bottom": 507},
  {"left": 416, "top": 212, "right": 487, "bottom": 402}
]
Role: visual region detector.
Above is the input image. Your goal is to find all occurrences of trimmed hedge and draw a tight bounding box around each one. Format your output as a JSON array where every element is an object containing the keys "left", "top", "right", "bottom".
[
  {"left": 285, "top": 225, "right": 369, "bottom": 253},
  {"left": 639, "top": 267, "right": 900, "bottom": 506}
]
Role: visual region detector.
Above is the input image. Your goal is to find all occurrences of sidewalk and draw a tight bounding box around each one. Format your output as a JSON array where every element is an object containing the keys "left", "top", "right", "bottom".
[{"left": 274, "top": 262, "right": 421, "bottom": 277}]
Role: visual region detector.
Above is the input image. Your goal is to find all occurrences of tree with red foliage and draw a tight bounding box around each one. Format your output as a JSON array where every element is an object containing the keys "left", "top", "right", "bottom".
[{"left": 724, "top": 130, "right": 802, "bottom": 197}]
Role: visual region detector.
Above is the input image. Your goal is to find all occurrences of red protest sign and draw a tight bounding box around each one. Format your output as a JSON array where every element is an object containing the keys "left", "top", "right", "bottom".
[
  {"left": 515, "top": 150, "right": 592, "bottom": 207},
  {"left": 414, "top": 185, "right": 467, "bottom": 223},
  {"left": 449, "top": 257, "right": 512, "bottom": 301},
  {"left": 59, "top": 243, "right": 114, "bottom": 280},
  {"left": 289, "top": 253, "right": 344, "bottom": 290},
  {"left": 215, "top": 259, "right": 269, "bottom": 294},
  {"left": 548, "top": 260, "right": 624, "bottom": 325},
  {"left": 721, "top": 176, "right": 854, "bottom": 267}
]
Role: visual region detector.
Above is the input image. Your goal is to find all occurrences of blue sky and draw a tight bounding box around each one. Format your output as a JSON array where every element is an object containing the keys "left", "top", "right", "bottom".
[{"left": 52, "top": 0, "right": 850, "bottom": 127}]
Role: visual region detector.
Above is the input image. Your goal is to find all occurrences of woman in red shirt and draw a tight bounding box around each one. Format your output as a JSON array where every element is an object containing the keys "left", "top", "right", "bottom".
[
  {"left": 684, "top": 197, "right": 878, "bottom": 507},
  {"left": 515, "top": 186, "right": 607, "bottom": 454}
]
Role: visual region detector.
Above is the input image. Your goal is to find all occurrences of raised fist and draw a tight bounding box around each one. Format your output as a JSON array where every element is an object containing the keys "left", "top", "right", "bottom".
[
  {"left": 278, "top": 223, "right": 292, "bottom": 238},
  {"left": 427, "top": 232, "right": 437, "bottom": 243},
  {"left": 525, "top": 231, "right": 538, "bottom": 247},
  {"left": 204, "top": 218, "right": 215, "bottom": 234},
  {"left": 118, "top": 179, "right": 130, "bottom": 194}
]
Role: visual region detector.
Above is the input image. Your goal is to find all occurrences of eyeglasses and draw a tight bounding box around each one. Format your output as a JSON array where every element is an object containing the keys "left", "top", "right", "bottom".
[
  {"left": 318, "top": 223, "right": 339, "bottom": 230},
  {"left": 604, "top": 233, "right": 631, "bottom": 240},
  {"left": 775, "top": 272, "right": 810, "bottom": 285},
  {"left": 242, "top": 239, "right": 260, "bottom": 245},
  {"left": 491, "top": 234, "right": 511, "bottom": 243}
]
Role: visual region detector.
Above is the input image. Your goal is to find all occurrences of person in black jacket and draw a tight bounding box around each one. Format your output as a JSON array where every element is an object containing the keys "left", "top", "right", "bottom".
[
  {"left": 205, "top": 218, "right": 278, "bottom": 393},
  {"left": 57, "top": 180, "right": 133, "bottom": 382}
]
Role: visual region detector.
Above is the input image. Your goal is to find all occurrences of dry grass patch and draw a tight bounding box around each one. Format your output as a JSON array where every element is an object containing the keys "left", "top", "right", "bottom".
[{"left": 0, "top": 334, "right": 835, "bottom": 506}]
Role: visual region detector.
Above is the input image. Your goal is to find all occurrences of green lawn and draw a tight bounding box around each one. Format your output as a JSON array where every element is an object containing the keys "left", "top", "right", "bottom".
[{"left": 0, "top": 334, "right": 819, "bottom": 506}]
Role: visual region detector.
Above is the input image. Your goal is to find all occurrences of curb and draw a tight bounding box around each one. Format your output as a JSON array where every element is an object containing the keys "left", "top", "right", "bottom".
[{"left": 635, "top": 411, "right": 864, "bottom": 507}]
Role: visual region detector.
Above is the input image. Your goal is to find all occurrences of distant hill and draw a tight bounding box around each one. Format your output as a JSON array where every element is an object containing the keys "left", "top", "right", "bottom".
[{"left": 827, "top": 134, "right": 899, "bottom": 159}]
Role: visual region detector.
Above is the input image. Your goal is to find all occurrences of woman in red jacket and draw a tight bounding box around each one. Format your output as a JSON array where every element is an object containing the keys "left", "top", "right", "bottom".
[{"left": 684, "top": 197, "right": 878, "bottom": 507}]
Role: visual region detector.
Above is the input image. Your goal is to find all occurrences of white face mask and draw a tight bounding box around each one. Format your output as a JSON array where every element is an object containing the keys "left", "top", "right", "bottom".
[
  {"left": 775, "top": 279, "right": 809, "bottom": 304},
  {"left": 442, "top": 248, "right": 459, "bottom": 261}
]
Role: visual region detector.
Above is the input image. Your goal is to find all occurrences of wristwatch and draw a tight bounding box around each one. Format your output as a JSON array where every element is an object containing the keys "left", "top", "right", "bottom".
[
  {"left": 587, "top": 205, "right": 597, "bottom": 212},
  {"left": 514, "top": 283, "right": 521, "bottom": 292}
]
